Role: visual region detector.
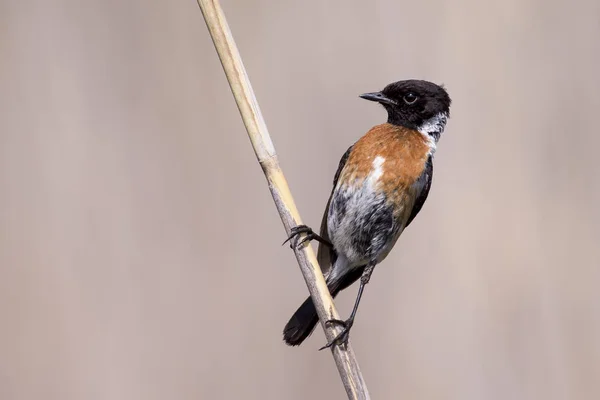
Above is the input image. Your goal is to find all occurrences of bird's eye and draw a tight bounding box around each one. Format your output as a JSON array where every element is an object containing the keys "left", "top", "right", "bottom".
[{"left": 403, "top": 93, "right": 418, "bottom": 104}]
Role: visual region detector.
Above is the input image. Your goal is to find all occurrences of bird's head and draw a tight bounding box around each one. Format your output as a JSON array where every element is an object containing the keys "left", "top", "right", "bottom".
[{"left": 360, "top": 80, "right": 451, "bottom": 141}]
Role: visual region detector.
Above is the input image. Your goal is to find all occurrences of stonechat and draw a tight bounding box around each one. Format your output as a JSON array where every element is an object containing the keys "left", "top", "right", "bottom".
[{"left": 283, "top": 80, "right": 451, "bottom": 349}]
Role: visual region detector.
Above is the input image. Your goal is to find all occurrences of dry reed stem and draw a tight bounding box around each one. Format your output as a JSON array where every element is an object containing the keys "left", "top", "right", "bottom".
[{"left": 195, "top": 1, "right": 370, "bottom": 398}]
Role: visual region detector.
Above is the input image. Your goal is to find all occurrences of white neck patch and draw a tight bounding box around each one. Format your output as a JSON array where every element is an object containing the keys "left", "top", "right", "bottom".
[{"left": 417, "top": 112, "right": 448, "bottom": 154}]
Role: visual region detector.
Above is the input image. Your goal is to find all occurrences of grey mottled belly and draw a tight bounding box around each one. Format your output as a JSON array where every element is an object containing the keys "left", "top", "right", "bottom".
[{"left": 327, "top": 184, "right": 403, "bottom": 267}]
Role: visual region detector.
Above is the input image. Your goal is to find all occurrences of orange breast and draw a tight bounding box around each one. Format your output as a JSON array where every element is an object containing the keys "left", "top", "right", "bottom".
[{"left": 337, "top": 123, "right": 432, "bottom": 220}]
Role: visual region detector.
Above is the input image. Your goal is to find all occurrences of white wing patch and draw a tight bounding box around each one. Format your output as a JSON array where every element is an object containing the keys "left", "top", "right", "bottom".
[{"left": 367, "top": 155, "right": 385, "bottom": 186}]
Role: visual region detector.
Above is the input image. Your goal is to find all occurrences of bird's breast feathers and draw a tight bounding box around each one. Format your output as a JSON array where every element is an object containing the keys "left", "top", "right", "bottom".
[
  {"left": 326, "top": 123, "right": 433, "bottom": 264},
  {"left": 338, "top": 123, "right": 432, "bottom": 214}
]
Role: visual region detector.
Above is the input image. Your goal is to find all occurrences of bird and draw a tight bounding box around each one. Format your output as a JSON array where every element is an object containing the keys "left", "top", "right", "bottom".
[{"left": 282, "top": 79, "right": 451, "bottom": 349}]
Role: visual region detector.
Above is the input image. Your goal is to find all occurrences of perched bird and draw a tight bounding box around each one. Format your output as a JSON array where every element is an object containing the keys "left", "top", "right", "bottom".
[{"left": 283, "top": 80, "right": 451, "bottom": 349}]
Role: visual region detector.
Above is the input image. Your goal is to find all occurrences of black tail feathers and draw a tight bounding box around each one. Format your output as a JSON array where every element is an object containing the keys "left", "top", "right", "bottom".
[
  {"left": 283, "top": 296, "right": 319, "bottom": 346},
  {"left": 282, "top": 265, "right": 365, "bottom": 346}
]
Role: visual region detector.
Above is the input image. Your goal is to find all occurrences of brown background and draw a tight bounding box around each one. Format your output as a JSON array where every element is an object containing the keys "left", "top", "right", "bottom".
[{"left": 1, "top": 0, "right": 599, "bottom": 399}]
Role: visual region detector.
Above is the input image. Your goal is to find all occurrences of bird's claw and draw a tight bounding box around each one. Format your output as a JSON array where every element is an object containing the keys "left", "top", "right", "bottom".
[
  {"left": 282, "top": 225, "right": 315, "bottom": 249},
  {"left": 283, "top": 225, "right": 333, "bottom": 249},
  {"left": 319, "top": 318, "right": 354, "bottom": 351}
]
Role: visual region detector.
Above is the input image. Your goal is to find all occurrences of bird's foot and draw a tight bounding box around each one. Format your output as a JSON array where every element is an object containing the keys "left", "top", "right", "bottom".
[
  {"left": 282, "top": 225, "right": 332, "bottom": 249},
  {"left": 319, "top": 318, "right": 354, "bottom": 350}
]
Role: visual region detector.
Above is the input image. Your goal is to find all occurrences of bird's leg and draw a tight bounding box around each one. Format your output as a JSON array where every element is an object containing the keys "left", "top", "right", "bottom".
[
  {"left": 282, "top": 224, "right": 333, "bottom": 249},
  {"left": 319, "top": 262, "right": 376, "bottom": 350}
]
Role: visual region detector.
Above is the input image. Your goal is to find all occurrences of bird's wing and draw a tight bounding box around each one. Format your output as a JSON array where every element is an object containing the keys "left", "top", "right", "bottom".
[
  {"left": 405, "top": 155, "right": 433, "bottom": 228},
  {"left": 316, "top": 145, "right": 353, "bottom": 277}
]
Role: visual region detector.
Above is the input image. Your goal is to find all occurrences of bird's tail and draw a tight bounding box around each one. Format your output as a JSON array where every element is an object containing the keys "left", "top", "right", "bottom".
[
  {"left": 282, "top": 265, "right": 364, "bottom": 346},
  {"left": 282, "top": 295, "right": 321, "bottom": 346}
]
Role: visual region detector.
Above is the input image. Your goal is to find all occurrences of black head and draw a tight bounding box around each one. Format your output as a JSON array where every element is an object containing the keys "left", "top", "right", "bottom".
[{"left": 360, "top": 80, "right": 451, "bottom": 138}]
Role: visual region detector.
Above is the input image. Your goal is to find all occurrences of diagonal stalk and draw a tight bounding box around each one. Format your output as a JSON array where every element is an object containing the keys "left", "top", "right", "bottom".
[{"left": 195, "top": 1, "right": 370, "bottom": 398}]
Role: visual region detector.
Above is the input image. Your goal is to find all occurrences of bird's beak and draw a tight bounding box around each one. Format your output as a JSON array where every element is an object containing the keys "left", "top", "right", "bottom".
[{"left": 359, "top": 91, "right": 397, "bottom": 106}]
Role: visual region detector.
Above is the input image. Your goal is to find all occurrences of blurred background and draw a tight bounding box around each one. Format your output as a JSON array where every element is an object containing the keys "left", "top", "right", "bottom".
[{"left": 1, "top": 0, "right": 599, "bottom": 399}]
